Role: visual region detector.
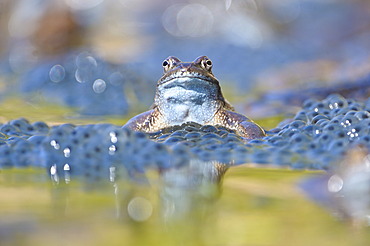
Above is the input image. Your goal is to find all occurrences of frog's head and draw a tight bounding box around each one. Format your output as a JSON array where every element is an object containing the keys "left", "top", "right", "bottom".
[
  {"left": 155, "top": 56, "right": 226, "bottom": 103},
  {"left": 154, "top": 56, "right": 227, "bottom": 125},
  {"left": 158, "top": 56, "right": 217, "bottom": 84}
]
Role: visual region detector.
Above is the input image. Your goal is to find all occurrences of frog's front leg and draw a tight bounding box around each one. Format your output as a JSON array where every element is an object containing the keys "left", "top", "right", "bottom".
[
  {"left": 212, "top": 110, "right": 265, "bottom": 139},
  {"left": 237, "top": 119, "right": 266, "bottom": 139},
  {"left": 123, "top": 108, "right": 165, "bottom": 133}
]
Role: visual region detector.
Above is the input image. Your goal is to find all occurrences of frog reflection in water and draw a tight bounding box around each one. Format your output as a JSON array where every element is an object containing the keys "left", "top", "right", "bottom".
[{"left": 124, "top": 56, "right": 265, "bottom": 139}]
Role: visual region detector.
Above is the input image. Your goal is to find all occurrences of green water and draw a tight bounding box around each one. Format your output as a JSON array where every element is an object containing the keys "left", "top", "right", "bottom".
[
  {"left": 0, "top": 99, "right": 369, "bottom": 246},
  {"left": 1, "top": 168, "right": 369, "bottom": 246}
]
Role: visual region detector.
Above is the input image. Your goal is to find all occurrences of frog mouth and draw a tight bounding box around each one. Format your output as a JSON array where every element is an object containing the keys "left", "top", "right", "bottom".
[
  {"left": 156, "top": 72, "right": 225, "bottom": 106},
  {"left": 158, "top": 73, "right": 216, "bottom": 87},
  {"left": 160, "top": 77, "right": 215, "bottom": 90}
]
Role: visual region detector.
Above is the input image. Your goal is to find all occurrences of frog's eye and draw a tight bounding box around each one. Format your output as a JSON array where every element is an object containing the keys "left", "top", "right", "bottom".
[
  {"left": 162, "top": 60, "right": 169, "bottom": 67},
  {"left": 162, "top": 58, "right": 173, "bottom": 72},
  {"left": 162, "top": 59, "right": 171, "bottom": 72},
  {"left": 162, "top": 56, "right": 181, "bottom": 72},
  {"left": 201, "top": 58, "right": 213, "bottom": 71}
]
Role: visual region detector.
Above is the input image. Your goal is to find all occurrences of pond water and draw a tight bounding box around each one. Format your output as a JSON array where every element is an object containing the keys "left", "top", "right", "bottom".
[
  {"left": 1, "top": 167, "right": 369, "bottom": 246},
  {"left": 0, "top": 99, "right": 370, "bottom": 246}
]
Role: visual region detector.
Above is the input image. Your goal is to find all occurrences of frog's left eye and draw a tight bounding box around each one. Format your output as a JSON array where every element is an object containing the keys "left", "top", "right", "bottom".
[{"left": 201, "top": 58, "right": 213, "bottom": 71}]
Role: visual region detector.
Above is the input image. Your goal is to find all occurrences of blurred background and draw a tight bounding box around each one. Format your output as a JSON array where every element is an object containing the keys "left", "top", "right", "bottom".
[{"left": 0, "top": 0, "right": 370, "bottom": 119}]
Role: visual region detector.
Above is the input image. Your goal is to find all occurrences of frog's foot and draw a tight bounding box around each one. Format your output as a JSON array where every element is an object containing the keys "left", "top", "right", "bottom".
[
  {"left": 123, "top": 108, "right": 166, "bottom": 133},
  {"left": 212, "top": 110, "right": 265, "bottom": 139},
  {"left": 237, "top": 120, "right": 266, "bottom": 139}
]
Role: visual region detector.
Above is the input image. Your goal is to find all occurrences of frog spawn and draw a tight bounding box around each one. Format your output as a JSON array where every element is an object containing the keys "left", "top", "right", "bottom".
[
  {"left": 0, "top": 94, "right": 370, "bottom": 183},
  {"left": 149, "top": 93, "right": 370, "bottom": 169},
  {"left": 42, "top": 124, "right": 192, "bottom": 183}
]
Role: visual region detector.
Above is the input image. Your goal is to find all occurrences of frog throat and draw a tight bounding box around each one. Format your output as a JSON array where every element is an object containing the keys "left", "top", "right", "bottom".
[{"left": 155, "top": 77, "right": 223, "bottom": 125}]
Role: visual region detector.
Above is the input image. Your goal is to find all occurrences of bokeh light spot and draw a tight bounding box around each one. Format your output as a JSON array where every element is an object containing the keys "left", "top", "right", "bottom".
[
  {"left": 328, "top": 174, "right": 344, "bottom": 193},
  {"left": 75, "top": 69, "right": 84, "bottom": 83},
  {"left": 76, "top": 53, "right": 98, "bottom": 69},
  {"left": 162, "top": 4, "right": 186, "bottom": 37},
  {"left": 127, "top": 197, "right": 153, "bottom": 222},
  {"left": 177, "top": 4, "right": 214, "bottom": 37},
  {"left": 93, "top": 79, "right": 107, "bottom": 93},
  {"left": 268, "top": 0, "right": 301, "bottom": 24},
  {"left": 221, "top": 15, "right": 263, "bottom": 49},
  {"left": 162, "top": 3, "right": 214, "bottom": 37},
  {"left": 109, "top": 72, "right": 124, "bottom": 86},
  {"left": 7, "top": 1, "right": 42, "bottom": 38},
  {"left": 8, "top": 45, "right": 37, "bottom": 73},
  {"left": 49, "top": 65, "right": 66, "bottom": 83},
  {"left": 65, "top": 0, "right": 104, "bottom": 10}
]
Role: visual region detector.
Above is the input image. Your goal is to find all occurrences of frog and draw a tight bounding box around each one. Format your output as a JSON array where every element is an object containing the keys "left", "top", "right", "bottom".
[{"left": 123, "top": 56, "right": 265, "bottom": 139}]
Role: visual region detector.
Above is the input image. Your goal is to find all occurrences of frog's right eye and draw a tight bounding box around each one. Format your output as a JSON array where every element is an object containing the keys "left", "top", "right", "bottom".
[
  {"left": 162, "top": 59, "right": 171, "bottom": 72},
  {"left": 162, "top": 56, "right": 181, "bottom": 72},
  {"left": 162, "top": 60, "right": 169, "bottom": 67}
]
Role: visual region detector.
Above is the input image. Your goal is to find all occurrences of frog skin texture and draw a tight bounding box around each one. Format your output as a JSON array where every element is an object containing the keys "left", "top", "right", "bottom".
[{"left": 123, "top": 56, "right": 265, "bottom": 139}]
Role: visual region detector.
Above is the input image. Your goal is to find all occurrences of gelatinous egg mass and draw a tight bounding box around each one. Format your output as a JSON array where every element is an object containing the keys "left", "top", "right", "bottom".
[{"left": 1, "top": 94, "right": 370, "bottom": 183}]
